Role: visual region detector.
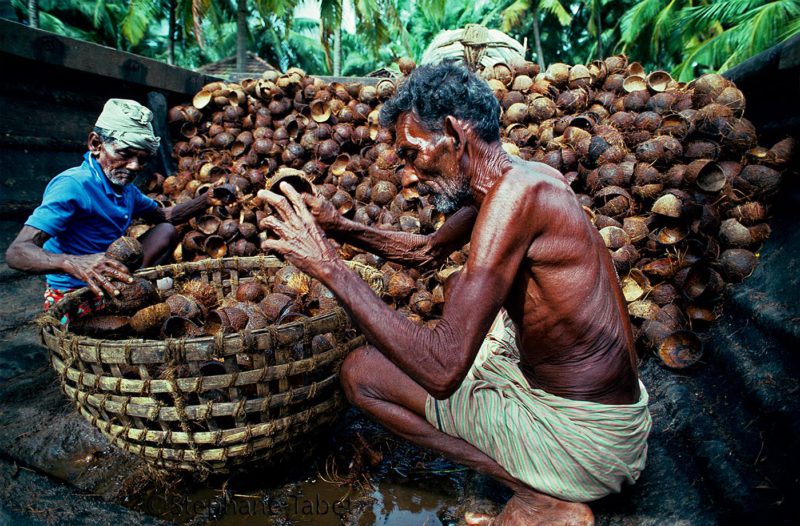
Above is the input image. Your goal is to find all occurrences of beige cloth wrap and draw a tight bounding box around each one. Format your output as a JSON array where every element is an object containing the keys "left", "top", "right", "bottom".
[
  {"left": 95, "top": 98, "right": 160, "bottom": 153},
  {"left": 420, "top": 24, "right": 526, "bottom": 71},
  {"left": 425, "top": 310, "right": 652, "bottom": 502}
]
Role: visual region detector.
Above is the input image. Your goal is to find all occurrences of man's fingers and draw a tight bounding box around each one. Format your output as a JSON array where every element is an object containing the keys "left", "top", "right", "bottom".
[
  {"left": 257, "top": 190, "right": 295, "bottom": 221},
  {"left": 263, "top": 216, "right": 290, "bottom": 237},
  {"left": 89, "top": 272, "right": 119, "bottom": 297},
  {"left": 104, "top": 260, "right": 133, "bottom": 282},
  {"left": 260, "top": 238, "right": 290, "bottom": 255},
  {"left": 280, "top": 183, "right": 316, "bottom": 223}
]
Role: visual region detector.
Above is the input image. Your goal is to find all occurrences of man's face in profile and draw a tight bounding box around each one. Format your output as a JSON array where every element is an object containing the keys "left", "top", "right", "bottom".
[{"left": 394, "top": 113, "right": 472, "bottom": 214}]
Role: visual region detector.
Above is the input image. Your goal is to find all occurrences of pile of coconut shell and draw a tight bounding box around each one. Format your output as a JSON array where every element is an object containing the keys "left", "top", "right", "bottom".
[
  {"left": 137, "top": 56, "right": 794, "bottom": 369},
  {"left": 68, "top": 237, "right": 344, "bottom": 340}
]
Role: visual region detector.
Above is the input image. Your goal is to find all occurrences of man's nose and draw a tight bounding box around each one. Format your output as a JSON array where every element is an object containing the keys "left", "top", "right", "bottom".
[
  {"left": 127, "top": 158, "right": 143, "bottom": 171},
  {"left": 400, "top": 167, "right": 419, "bottom": 188}
]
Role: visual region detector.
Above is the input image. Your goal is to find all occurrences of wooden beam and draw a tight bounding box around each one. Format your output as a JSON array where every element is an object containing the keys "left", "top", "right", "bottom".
[{"left": 0, "top": 19, "right": 220, "bottom": 97}]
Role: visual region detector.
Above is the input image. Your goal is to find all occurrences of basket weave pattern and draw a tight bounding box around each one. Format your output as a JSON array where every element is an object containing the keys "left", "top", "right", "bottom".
[{"left": 39, "top": 256, "right": 380, "bottom": 474}]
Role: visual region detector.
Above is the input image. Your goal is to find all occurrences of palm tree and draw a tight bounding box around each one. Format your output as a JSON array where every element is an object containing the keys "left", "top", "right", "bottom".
[
  {"left": 320, "top": 0, "right": 415, "bottom": 75},
  {"left": 501, "top": 0, "right": 572, "bottom": 69},
  {"left": 673, "top": 0, "right": 800, "bottom": 79},
  {"left": 28, "top": 0, "right": 38, "bottom": 28}
]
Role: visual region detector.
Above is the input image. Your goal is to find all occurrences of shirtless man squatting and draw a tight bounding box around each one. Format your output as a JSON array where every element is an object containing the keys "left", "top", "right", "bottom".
[{"left": 259, "top": 61, "right": 653, "bottom": 526}]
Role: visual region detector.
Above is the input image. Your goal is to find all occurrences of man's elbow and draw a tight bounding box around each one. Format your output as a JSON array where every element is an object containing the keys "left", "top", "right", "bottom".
[
  {"left": 427, "top": 370, "right": 466, "bottom": 400},
  {"left": 5, "top": 245, "right": 24, "bottom": 271}
]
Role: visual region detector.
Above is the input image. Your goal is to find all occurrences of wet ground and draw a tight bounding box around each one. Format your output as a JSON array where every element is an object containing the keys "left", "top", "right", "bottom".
[{"left": 1, "top": 215, "right": 798, "bottom": 525}]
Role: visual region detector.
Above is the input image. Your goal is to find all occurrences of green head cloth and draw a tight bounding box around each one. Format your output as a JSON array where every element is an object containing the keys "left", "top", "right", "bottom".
[{"left": 95, "top": 98, "right": 161, "bottom": 154}]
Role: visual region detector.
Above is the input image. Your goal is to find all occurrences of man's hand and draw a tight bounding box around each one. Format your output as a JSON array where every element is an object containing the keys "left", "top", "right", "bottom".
[
  {"left": 304, "top": 194, "right": 344, "bottom": 232},
  {"left": 259, "top": 183, "right": 342, "bottom": 279},
  {"left": 62, "top": 254, "right": 133, "bottom": 297}
]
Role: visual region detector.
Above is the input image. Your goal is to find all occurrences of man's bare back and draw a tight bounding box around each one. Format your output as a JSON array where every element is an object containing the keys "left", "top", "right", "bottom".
[
  {"left": 496, "top": 160, "right": 640, "bottom": 405},
  {"left": 259, "top": 62, "right": 650, "bottom": 526}
]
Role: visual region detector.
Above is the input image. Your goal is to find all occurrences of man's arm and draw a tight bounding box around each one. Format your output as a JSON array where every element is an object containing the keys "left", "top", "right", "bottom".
[
  {"left": 5, "top": 226, "right": 132, "bottom": 297},
  {"left": 140, "top": 185, "right": 235, "bottom": 225},
  {"left": 263, "top": 178, "right": 539, "bottom": 399},
  {"left": 305, "top": 194, "right": 477, "bottom": 267}
]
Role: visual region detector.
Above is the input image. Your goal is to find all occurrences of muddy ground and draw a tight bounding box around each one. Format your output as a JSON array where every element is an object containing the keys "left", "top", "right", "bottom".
[{"left": 1, "top": 215, "right": 797, "bottom": 525}]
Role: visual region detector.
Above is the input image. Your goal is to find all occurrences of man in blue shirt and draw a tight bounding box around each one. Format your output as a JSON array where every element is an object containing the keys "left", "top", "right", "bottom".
[{"left": 6, "top": 99, "right": 229, "bottom": 309}]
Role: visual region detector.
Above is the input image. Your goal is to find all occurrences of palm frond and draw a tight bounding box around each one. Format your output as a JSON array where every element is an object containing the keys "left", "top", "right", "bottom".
[
  {"left": 121, "top": 0, "right": 162, "bottom": 46},
  {"left": 539, "top": 0, "right": 572, "bottom": 26},
  {"left": 781, "top": 12, "right": 800, "bottom": 40},
  {"left": 620, "top": 0, "right": 664, "bottom": 46},
  {"left": 650, "top": 0, "right": 678, "bottom": 57},
  {"left": 502, "top": 0, "right": 530, "bottom": 32},
  {"left": 679, "top": 0, "right": 765, "bottom": 35}
]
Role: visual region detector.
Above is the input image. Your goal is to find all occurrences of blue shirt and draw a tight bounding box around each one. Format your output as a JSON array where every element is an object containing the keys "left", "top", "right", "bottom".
[{"left": 25, "top": 152, "right": 158, "bottom": 290}]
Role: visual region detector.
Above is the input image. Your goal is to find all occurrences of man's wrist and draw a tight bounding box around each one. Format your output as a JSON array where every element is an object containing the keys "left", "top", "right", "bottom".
[{"left": 318, "top": 256, "right": 349, "bottom": 283}]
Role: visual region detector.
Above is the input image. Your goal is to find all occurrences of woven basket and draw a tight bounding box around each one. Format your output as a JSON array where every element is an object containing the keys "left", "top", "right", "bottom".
[{"left": 39, "top": 256, "right": 383, "bottom": 475}]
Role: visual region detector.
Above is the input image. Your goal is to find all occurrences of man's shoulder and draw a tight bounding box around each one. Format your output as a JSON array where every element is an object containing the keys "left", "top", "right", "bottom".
[
  {"left": 491, "top": 160, "right": 571, "bottom": 203},
  {"left": 45, "top": 165, "right": 91, "bottom": 194}
]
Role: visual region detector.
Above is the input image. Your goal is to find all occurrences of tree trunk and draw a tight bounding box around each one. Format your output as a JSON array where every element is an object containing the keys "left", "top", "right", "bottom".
[
  {"left": 168, "top": 0, "right": 176, "bottom": 66},
  {"left": 532, "top": 8, "right": 545, "bottom": 70},
  {"left": 28, "top": 0, "right": 38, "bottom": 29},
  {"left": 594, "top": 0, "right": 603, "bottom": 59},
  {"left": 236, "top": 0, "right": 247, "bottom": 74},
  {"left": 333, "top": 25, "right": 342, "bottom": 76}
]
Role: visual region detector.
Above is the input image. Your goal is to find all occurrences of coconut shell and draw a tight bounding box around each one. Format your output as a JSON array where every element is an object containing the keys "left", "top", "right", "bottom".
[
  {"left": 179, "top": 280, "right": 219, "bottom": 311},
  {"left": 719, "top": 248, "right": 758, "bottom": 282},
  {"left": 165, "top": 294, "right": 205, "bottom": 320},
  {"left": 410, "top": 290, "right": 434, "bottom": 317},
  {"left": 656, "top": 330, "right": 703, "bottom": 369},
  {"left": 236, "top": 281, "right": 266, "bottom": 303},
  {"left": 386, "top": 271, "right": 416, "bottom": 300},
  {"left": 719, "top": 218, "right": 753, "bottom": 247},
  {"left": 612, "top": 244, "right": 639, "bottom": 273},
  {"left": 205, "top": 306, "right": 249, "bottom": 334},
  {"left": 628, "top": 299, "right": 660, "bottom": 320},
  {"left": 258, "top": 293, "right": 295, "bottom": 323},
  {"left": 108, "top": 278, "right": 159, "bottom": 314},
  {"left": 161, "top": 316, "right": 203, "bottom": 338},
  {"left": 623, "top": 216, "right": 650, "bottom": 244},
  {"left": 130, "top": 303, "right": 171, "bottom": 335},
  {"left": 71, "top": 315, "right": 131, "bottom": 338},
  {"left": 651, "top": 193, "right": 683, "bottom": 218},
  {"left": 621, "top": 270, "right": 650, "bottom": 303},
  {"left": 106, "top": 236, "right": 144, "bottom": 271},
  {"left": 735, "top": 164, "right": 782, "bottom": 197},
  {"left": 599, "top": 226, "right": 630, "bottom": 250},
  {"left": 730, "top": 202, "right": 766, "bottom": 226}
]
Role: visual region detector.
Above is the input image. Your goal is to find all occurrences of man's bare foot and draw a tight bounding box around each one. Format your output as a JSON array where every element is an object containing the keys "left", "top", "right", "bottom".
[{"left": 465, "top": 493, "right": 594, "bottom": 526}]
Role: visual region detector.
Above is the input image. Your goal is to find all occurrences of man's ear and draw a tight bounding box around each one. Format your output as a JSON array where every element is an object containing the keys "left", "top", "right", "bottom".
[
  {"left": 443, "top": 115, "right": 467, "bottom": 157},
  {"left": 87, "top": 132, "right": 103, "bottom": 157}
]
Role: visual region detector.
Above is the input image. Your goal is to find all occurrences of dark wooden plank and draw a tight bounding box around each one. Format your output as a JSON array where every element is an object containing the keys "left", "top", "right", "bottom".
[{"left": 0, "top": 19, "right": 220, "bottom": 97}]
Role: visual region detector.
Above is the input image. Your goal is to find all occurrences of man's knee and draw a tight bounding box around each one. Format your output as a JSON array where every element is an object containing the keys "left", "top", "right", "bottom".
[
  {"left": 339, "top": 345, "right": 378, "bottom": 407},
  {"left": 154, "top": 222, "right": 178, "bottom": 244}
]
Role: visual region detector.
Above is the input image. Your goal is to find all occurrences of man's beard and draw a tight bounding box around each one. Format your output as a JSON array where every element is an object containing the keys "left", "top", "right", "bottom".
[
  {"left": 430, "top": 180, "right": 473, "bottom": 214},
  {"left": 107, "top": 170, "right": 133, "bottom": 187}
]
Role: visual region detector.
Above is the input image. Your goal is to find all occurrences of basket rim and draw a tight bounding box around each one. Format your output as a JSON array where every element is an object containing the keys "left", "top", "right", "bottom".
[{"left": 38, "top": 255, "right": 383, "bottom": 351}]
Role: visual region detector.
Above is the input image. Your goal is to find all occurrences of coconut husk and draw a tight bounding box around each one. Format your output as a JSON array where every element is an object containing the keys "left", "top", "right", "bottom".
[{"left": 130, "top": 303, "right": 171, "bottom": 335}]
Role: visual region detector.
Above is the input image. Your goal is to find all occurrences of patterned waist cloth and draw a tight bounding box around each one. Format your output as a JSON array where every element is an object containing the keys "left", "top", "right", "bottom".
[{"left": 43, "top": 287, "right": 107, "bottom": 326}]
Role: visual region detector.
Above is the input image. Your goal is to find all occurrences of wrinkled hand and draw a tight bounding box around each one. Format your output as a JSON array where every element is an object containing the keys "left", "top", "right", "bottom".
[
  {"left": 63, "top": 253, "right": 133, "bottom": 297},
  {"left": 260, "top": 183, "right": 341, "bottom": 278},
  {"left": 304, "top": 194, "right": 344, "bottom": 232}
]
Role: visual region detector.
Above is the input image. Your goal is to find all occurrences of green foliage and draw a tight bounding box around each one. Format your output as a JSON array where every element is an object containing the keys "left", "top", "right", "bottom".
[{"left": 12, "top": 0, "right": 798, "bottom": 79}]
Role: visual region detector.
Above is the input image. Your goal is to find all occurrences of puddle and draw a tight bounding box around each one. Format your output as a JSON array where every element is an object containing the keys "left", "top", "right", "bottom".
[
  {"left": 360, "top": 483, "right": 452, "bottom": 526},
  {"left": 126, "top": 474, "right": 459, "bottom": 525}
]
